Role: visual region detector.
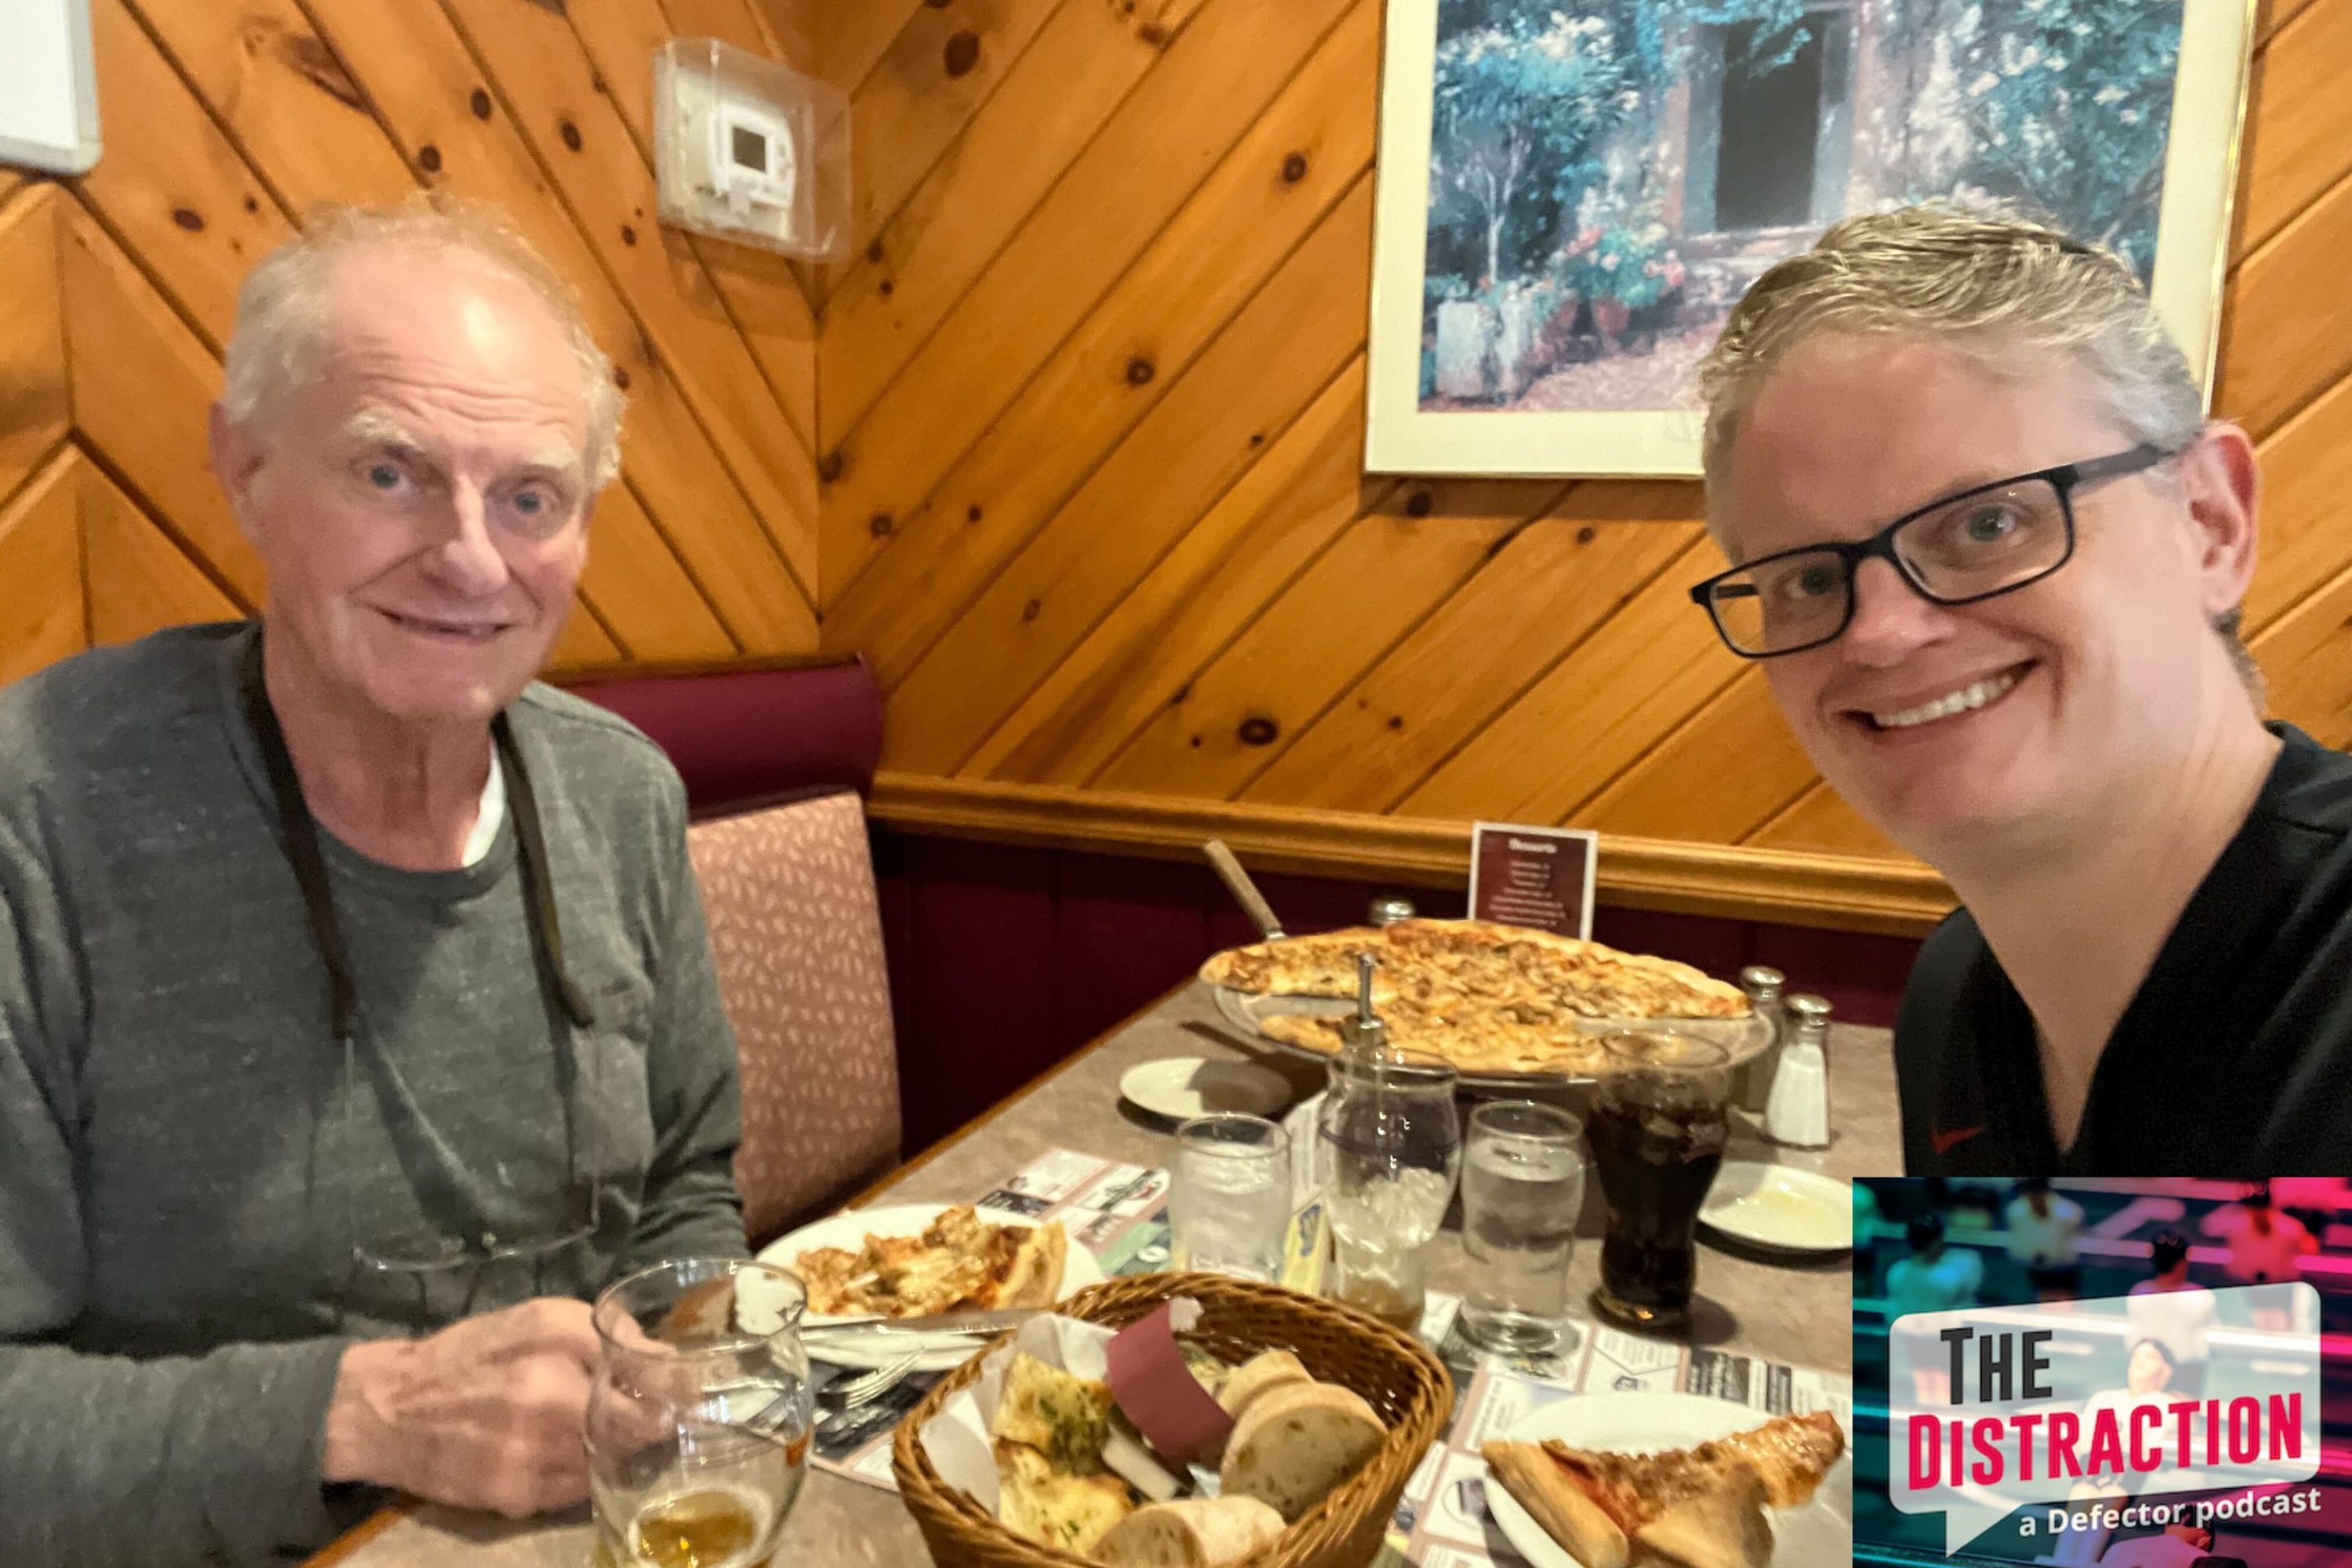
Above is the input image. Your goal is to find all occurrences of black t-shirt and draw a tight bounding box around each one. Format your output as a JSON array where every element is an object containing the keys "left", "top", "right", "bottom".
[{"left": 1897, "top": 723, "right": 2352, "bottom": 1174}]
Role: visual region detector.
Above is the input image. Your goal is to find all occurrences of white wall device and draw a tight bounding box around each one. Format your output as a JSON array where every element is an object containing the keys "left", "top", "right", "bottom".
[
  {"left": 653, "top": 38, "right": 846, "bottom": 260},
  {"left": 0, "top": 0, "right": 101, "bottom": 175}
]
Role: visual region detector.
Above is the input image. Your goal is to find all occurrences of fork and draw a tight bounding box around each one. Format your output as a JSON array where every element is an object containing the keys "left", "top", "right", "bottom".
[{"left": 822, "top": 1352, "right": 924, "bottom": 1411}]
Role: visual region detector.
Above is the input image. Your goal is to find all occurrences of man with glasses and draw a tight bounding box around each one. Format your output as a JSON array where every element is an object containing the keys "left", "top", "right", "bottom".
[
  {"left": 0, "top": 200, "right": 746, "bottom": 1565},
  {"left": 1689, "top": 203, "right": 2352, "bottom": 1174}
]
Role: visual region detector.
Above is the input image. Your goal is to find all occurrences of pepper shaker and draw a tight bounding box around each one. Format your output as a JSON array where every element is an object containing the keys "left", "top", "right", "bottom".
[
  {"left": 1763, "top": 992, "right": 1833, "bottom": 1149},
  {"left": 1733, "top": 965, "right": 1787, "bottom": 1115},
  {"left": 1368, "top": 895, "right": 1417, "bottom": 927}
]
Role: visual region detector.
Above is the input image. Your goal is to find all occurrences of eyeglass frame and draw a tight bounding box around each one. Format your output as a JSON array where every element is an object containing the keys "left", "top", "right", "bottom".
[{"left": 1686, "top": 443, "right": 2180, "bottom": 660}]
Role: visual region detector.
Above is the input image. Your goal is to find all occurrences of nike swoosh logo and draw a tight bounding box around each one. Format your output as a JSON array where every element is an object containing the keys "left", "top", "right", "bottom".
[{"left": 1932, "top": 1125, "right": 1987, "bottom": 1156}]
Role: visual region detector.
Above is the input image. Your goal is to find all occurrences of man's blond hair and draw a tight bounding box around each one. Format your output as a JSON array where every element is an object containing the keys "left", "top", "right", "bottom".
[
  {"left": 1696, "top": 200, "right": 2257, "bottom": 699},
  {"left": 220, "top": 194, "right": 625, "bottom": 490}
]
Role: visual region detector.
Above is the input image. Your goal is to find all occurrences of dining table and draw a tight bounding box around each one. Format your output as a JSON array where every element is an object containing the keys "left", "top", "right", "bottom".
[{"left": 305, "top": 979, "right": 1891, "bottom": 1567}]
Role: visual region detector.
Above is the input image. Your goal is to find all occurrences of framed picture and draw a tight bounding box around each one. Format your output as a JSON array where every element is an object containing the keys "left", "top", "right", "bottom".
[{"left": 1365, "top": 0, "right": 2256, "bottom": 477}]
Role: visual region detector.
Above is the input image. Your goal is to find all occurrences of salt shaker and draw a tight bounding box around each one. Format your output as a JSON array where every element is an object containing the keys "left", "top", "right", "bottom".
[
  {"left": 1368, "top": 895, "right": 1417, "bottom": 927},
  {"left": 1733, "top": 965, "right": 1787, "bottom": 1115},
  {"left": 1762, "top": 992, "right": 1832, "bottom": 1148}
]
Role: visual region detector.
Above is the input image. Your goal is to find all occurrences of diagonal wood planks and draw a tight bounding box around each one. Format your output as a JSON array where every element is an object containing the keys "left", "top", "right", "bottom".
[{"left": 824, "top": 2, "right": 1379, "bottom": 672}]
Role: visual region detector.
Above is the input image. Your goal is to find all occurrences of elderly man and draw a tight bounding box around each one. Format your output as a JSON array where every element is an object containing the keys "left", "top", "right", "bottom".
[
  {"left": 0, "top": 200, "right": 745, "bottom": 1563},
  {"left": 1688, "top": 203, "right": 2352, "bottom": 1174}
]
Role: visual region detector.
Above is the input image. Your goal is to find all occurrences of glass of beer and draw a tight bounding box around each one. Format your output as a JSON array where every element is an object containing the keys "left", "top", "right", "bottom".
[
  {"left": 587, "top": 1258, "right": 813, "bottom": 1568},
  {"left": 1586, "top": 1032, "right": 1731, "bottom": 1333}
]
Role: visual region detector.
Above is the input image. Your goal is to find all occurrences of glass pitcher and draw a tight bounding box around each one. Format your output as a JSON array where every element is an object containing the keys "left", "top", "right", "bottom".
[
  {"left": 586, "top": 1258, "right": 814, "bottom": 1568},
  {"left": 1319, "top": 1049, "right": 1462, "bottom": 1332}
]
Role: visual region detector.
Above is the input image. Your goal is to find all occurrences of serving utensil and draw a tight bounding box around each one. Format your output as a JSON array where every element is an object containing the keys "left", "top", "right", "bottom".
[{"left": 1204, "top": 838, "right": 1285, "bottom": 940}]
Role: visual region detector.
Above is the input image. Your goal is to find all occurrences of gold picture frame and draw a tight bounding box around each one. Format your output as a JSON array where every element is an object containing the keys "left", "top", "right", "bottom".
[{"left": 1364, "top": 0, "right": 2256, "bottom": 478}]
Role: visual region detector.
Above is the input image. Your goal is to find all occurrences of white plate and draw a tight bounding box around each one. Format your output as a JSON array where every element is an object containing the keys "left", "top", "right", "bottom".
[
  {"left": 755, "top": 1202, "right": 1103, "bottom": 1370},
  {"left": 1699, "top": 1163, "right": 1854, "bottom": 1254},
  {"left": 1119, "top": 1055, "right": 1293, "bottom": 1121},
  {"left": 1484, "top": 1392, "right": 1853, "bottom": 1568}
]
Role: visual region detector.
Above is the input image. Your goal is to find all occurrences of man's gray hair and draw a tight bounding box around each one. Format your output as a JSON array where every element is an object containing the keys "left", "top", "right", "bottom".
[
  {"left": 1696, "top": 199, "right": 2257, "bottom": 701},
  {"left": 220, "top": 195, "right": 626, "bottom": 490}
]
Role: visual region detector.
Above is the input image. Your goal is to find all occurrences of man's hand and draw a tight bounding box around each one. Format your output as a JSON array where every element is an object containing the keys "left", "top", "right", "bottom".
[{"left": 323, "top": 1297, "right": 604, "bottom": 1517}]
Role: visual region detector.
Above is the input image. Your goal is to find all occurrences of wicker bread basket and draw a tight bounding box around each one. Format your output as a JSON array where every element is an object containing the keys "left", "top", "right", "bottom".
[{"left": 891, "top": 1272, "right": 1454, "bottom": 1568}]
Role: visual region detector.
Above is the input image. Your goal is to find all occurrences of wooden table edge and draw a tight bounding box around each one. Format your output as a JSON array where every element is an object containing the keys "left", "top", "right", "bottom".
[
  {"left": 301, "top": 978, "right": 1195, "bottom": 1565},
  {"left": 301, "top": 1500, "right": 410, "bottom": 1566}
]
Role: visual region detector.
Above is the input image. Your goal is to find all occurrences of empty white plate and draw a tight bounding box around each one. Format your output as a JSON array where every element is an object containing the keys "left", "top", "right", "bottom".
[
  {"left": 1700, "top": 1162, "right": 1853, "bottom": 1254},
  {"left": 1118, "top": 1055, "right": 1293, "bottom": 1122}
]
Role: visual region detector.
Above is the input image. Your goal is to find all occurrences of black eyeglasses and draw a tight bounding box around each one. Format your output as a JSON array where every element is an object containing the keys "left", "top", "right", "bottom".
[{"left": 1687, "top": 444, "right": 2177, "bottom": 658}]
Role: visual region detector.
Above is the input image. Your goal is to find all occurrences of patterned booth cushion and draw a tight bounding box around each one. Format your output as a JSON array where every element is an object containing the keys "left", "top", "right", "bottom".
[{"left": 687, "top": 791, "right": 901, "bottom": 1244}]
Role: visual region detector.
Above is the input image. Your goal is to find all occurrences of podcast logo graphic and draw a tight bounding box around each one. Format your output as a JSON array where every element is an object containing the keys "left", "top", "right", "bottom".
[{"left": 1887, "top": 1285, "right": 2322, "bottom": 1555}]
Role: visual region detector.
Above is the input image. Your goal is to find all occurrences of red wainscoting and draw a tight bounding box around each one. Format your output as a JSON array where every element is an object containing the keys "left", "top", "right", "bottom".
[{"left": 870, "top": 829, "right": 1924, "bottom": 1156}]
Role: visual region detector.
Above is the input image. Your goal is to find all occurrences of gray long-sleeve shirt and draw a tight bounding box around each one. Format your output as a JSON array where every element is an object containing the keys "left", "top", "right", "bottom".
[{"left": 0, "top": 621, "right": 747, "bottom": 1566}]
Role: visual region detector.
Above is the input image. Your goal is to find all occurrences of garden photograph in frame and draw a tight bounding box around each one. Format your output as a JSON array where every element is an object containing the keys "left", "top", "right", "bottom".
[{"left": 1364, "top": 0, "right": 2256, "bottom": 477}]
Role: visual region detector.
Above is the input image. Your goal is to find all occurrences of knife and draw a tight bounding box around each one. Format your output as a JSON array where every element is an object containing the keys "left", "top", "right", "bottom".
[{"left": 803, "top": 1305, "right": 1041, "bottom": 1337}]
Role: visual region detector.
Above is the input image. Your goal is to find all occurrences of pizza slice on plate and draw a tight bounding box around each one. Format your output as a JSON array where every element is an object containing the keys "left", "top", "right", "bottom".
[
  {"left": 1198, "top": 927, "right": 1389, "bottom": 999},
  {"left": 1481, "top": 1411, "right": 1844, "bottom": 1568}
]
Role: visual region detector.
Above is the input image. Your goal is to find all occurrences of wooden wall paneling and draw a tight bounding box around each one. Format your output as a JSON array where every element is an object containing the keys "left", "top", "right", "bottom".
[
  {"left": 822, "top": 7, "right": 1378, "bottom": 674},
  {"left": 2247, "top": 554, "right": 2352, "bottom": 746},
  {"left": 0, "top": 451, "right": 88, "bottom": 684},
  {"left": 564, "top": 0, "right": 820, "bottom": 461},
  {"left": 127, "top": 0, "right": 405, "bottom": 222},
  {"left": 866, "top": 772, "right": 1958, "bottom": 933},
  {"left": 0, "top": 186, "right": 71, "bottom": 512},
  {"left": 2237, "top": 0, "right": 2352, "bottom": 254},
  {"left": 56, "top": 200, "right": 265, "bottom": 605},
  {"left": 2238, "top": 370, "right": 2352, "bottom": 631},
  {"left": 844, "top": 0, "right": 1063, "bottom": 261},
  {"left": 969, "top": 360, "right": 1384, "bottom": 783},
  {"left": 1245, "top": 489, "right": 1708, "bottom": 813},
  {"left": 1401, "top": 535, "right": 1739, "bottom": 821},
  {"left": 2265, "top": 0, "right": 2323, "bottom": 44},
  {"left": 80, "top": 0, "right": 294, "bottom": 348},
  {"left": 1745, "top": 780, "right": 1907, "bottom": 859},
  {"left": 876, "top": 174, "right": 1379, "bottom": 774},
  {"left": 2213, "top": 168, "right": 2352, "bottom": 438},
  {"left": 1576, "top": 669, "right": 1821, "bottom": 842},
  {"left": 77, "top": 452, "right": 243, "bottom": 645},
  {"left": 575, "top": 481, "right": 738, "bottom": 661},
  {"left": 435, "top": 0, "right": 819, "bottom": 598},
  {"left": 814, "top": 0, "right": 1221, "bottom": 453},
  {"left": 816, "top": 1, "right": 927, "bottom": 97},
  {"left": 551, "top": 599, "right": 626, "bottom": 668},
  {"left": 297, "top": 0, "right": 816, "bottom": 652},
  {"left": 1098, "top": 477, "right": 1563, "bottom": 797}
]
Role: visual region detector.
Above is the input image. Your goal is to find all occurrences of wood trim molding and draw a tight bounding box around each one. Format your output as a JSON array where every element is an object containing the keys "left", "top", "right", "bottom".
[{"left": 866, "top": 773, "right": 1956, "bottom": 937}]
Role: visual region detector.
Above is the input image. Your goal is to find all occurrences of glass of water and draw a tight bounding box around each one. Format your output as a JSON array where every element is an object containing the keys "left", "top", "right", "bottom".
[
  {"left": 1461, "top": 1100, "right": 1586, "bottom": 1354},
  {"left": 1169, "top": 1113, "right": 1291, "bottom": 1280}
]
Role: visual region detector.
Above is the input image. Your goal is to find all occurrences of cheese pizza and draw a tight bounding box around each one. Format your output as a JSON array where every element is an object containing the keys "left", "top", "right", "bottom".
[
  {"left": 1202, "top": 919, "right": 1749, "bottom": 1077},
  {"left": 1481, "top": 1410, "right": 1845, "bottom": 1568},
  {"left": 791, "top": 1204, "right": 1067, "bottom": 1319}
]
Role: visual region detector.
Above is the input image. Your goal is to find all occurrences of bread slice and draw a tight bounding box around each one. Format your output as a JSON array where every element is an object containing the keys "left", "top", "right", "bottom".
[
  {"left": 1633, "top": 1463, "right": 1774, "bottom": 1568},
  {"left": 1481, "top": 1441, "right": 1631, "bottom": 1568},
  {"left": 1216, "top": 1350, "right": 1312, "bottom": 1422},
  {"left": 1218, "top": 1380, "right": 1387, "bottom": 1522},
  {"left": 990, "top": 1352, "right": 1113, "bottom": 1473},
  {"left": 996, "top": 1438, "right": 1136, "bottom": 1555},
  {"left": 1096, "top": 1496, "right": 1287, "bottom": 1566}
]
